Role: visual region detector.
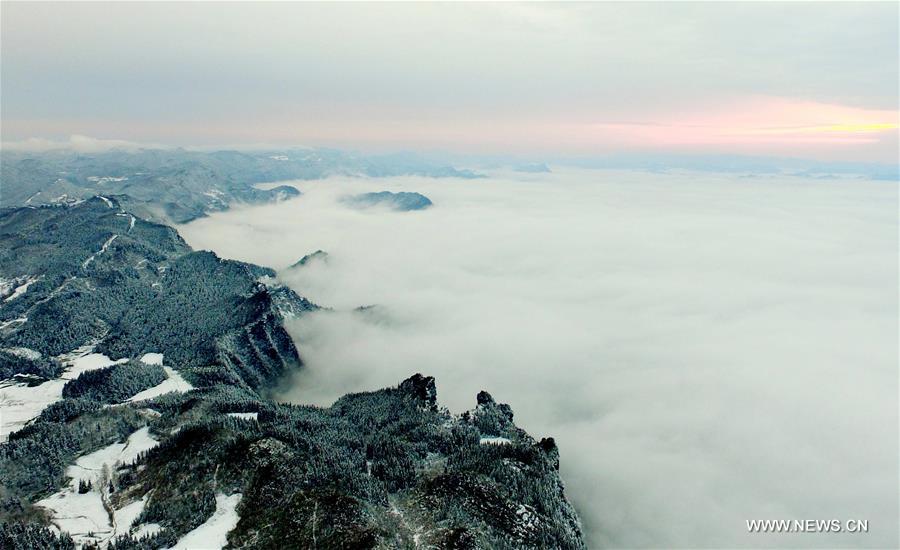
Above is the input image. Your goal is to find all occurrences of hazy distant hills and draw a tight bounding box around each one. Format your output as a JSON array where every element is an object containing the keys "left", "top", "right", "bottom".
[
  {"left": 289, "top": 249, "right": 329, "bottom": 269},
  {"left": 514, "top": 163, "right": 552, "bottom": 173},
  {"left": 0, "top": 148, "right": 481, "bottom": 223},
  {"left": 341, "top": 191, "right": 434, "bottom": 211}
]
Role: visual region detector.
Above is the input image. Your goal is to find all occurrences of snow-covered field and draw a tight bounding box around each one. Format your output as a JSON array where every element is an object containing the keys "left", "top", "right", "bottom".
[
  {"left": 36, "top": 488, "right": 111, "bottom": 544},
  {"left": 168, "top": 493, "right": 243, "bottom": 550},
  {"left": 0, "top": 346, "right": 127, "bottom": 441},
  {"left": 36, "top": 427, "right": 160, "bottom": 547},
  {"left": 0, "top": 349, "right": 194, "bottom": 441},
  {"left": 67, "top": 426, "right": 159, "bottom": 482}
]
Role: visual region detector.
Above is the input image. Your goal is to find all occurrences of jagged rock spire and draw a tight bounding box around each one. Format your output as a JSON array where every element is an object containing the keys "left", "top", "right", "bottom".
[{"left": 399, "top": 373, "right": 438, "bottom": 411}]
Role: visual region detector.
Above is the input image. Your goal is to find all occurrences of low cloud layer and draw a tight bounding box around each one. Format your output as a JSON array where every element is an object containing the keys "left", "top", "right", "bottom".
[{"left": 180, "top": 169, "right": 898, "bottom": 548}]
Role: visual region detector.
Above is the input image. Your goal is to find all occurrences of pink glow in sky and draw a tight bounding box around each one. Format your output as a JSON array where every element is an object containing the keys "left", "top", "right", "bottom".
[
  {"left": 245, "top": 96, "right": 898, "bottom": 162},
  {"left": 570, "top": 97, "right": 899, "bottom": 159},
  {"left": 2, "top": 3, "right": 897, "bottom": 162}
]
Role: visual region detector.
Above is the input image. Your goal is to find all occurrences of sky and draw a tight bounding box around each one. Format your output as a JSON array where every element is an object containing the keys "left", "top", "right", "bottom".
[
  {"left": 179, "top": 169, "right": 899, "bottom": 548},
  {"left": 2, "top": 2, "right": 898, "bottom": 162}
]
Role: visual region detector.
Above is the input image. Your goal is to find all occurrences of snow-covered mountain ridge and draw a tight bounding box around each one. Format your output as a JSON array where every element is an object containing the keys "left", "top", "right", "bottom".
[{"left": 0, "top": 200, "right": 584, "bottom": 549}]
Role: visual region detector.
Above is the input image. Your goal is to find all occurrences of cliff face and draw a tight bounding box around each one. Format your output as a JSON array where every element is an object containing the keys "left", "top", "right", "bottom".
[{"left": 0, "top": 200, "right": 585, "bottom": 549}]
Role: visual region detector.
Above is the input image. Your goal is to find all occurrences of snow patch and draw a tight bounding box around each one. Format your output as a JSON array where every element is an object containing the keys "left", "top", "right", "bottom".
[
  {"left": 125, "top": 366, "right": 193, "bottom": 402},
  {"left": 0, "top": 316, "right": 28, "bottom": 330},
  {"left": 88, "top": 176, "right": 128, "bottom": 184},
  {"left": 140, "top": 353, "right": 164, "bottom": 366},
  {"left": 82, "top": 235, "right": 118, "bottom": 268},
  {"left": 133, "top": 522, "right": 162, "bottom": 539},
  {"left": 204, "top": 189, "right": 226, "bottom": 202},
  {"left": 3, "top": 276, "right": 39, "bottom": 302},
  {"left": 479, "top": 436, "right": 511, "bottom": 445},
  {"left": 168, "top": 493, "right": 242, "bottom": 550},
  {"left": 226, "top": 412, "right": 258, "bottom": 421},
  {"left": 113, "top": 496, "right": 149, "bottom": 538},
  {"left": 97, "top": 196, "right": 115, "bottom": 208}
]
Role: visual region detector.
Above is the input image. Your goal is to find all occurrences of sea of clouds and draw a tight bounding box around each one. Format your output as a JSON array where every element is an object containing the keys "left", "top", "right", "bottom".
[{"left": 179, "top": 168, "right": 898, "bottom": 548}]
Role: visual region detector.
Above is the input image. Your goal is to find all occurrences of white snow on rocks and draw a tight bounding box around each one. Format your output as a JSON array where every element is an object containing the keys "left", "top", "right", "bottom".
[
  {"left": 0, "top": 346, "right": 127, "bottom": 441},
  {"left": 513, "top": 503, "right": 540, "bottom": 537},
  {"left": 97, "top": 195, "right": 115, "bottom": 208},
  {"left": 479, "top": 436, "right": 512, "bottom": 445},
  {"left": 36, "top": 427, "right": 160, "bottom": 547},
  {"left": 168, "top": 493, "right": 243, "bottom": 550},
  {"left": 226, "top": 412, "right": 258, "bottom": 421}
]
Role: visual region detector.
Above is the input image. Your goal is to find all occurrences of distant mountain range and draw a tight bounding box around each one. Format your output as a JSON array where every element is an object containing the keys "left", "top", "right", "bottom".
[{"left": 0, "top": 148, "right": 482, "bottom": 223}]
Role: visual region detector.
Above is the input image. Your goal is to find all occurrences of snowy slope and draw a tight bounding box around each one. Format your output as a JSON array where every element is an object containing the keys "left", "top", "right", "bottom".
[
  {"left": 168, "top": 493, "right": 243, "bottom": 550},
  {"left": 126, "top": 366, "right": 193, "bottom": 402}
]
